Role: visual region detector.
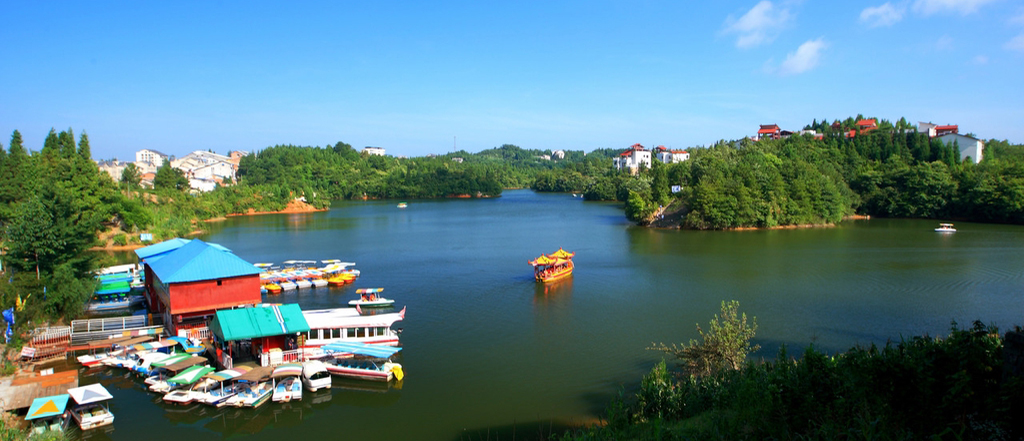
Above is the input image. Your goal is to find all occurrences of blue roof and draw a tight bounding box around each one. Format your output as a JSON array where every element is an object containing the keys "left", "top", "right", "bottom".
[
  {"left": 321, "top": 341, "right": 402, "bottom": 358},
  {"left": 25, "top": 394, "right": 70, "bottom": 420},
  {"left": 135, "top": 238, "right": 231, "bottom": 262},
  {"left": 147, "top": 239, "right": 261, "bottom": 284}
]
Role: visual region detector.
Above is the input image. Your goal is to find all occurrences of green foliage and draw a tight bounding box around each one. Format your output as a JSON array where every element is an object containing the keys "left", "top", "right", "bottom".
[
  {"left": 650, "top": 300, "right": 759, "bottom": 377},
  {"left": 120, "top": 163, "right": 141, "bottom": 188},
  {"left": 112, "top": 233, "right": 128, "bottom": 246},
  {"left": 624, "top": 190, "right": 653, "bottom": 223},
  {"left": 154, "top": 162, "right": 188, "bottom": 190}
]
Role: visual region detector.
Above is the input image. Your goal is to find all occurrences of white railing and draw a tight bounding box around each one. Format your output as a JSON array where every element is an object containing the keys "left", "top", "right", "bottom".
[
  {"left": 259, "top": 349, "right": 305, "bottom": 366},
  {"left": 71, "top": 316, "right": 149, "bottom": 333},
  {"left": 177, "top": 326, "right": 210, "bottom": 340}
]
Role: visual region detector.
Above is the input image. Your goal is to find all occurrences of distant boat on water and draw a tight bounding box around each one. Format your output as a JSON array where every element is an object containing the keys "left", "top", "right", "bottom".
[{"left": 935, "top": 223, "right": 956, "bottom": 233}]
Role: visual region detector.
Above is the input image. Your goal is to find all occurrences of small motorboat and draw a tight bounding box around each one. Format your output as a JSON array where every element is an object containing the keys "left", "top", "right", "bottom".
[
  {"left": 302, "top": 360, "right": 332, "bottom": 392},
  {"left": 226, "top": 381, "right": 273, "bottom": 408},
  {"left": 264, "top": 282, "right": 282, "bottom": 294},
  {"left": 271, "top": 363, "right": 304, "bottom": 403},
  {"left": 349, "top": 288, "right": 395, "bottom": 308},
  {"left": 935, "top": 223, "right": 956, "bottom": 233},
  {"left": 397, "top": 202, "right": 408, "bottom": 208}
]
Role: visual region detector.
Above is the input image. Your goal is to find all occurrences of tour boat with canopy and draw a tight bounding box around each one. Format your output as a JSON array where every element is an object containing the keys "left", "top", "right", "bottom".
[
  {"left": 320, "top": 341, "right": 404, "bottom": 382},
  {"left": 25, "top": 394, "right": 70, "bottom": 435},
  {"left": 301, "top": 306, "right": 405, "bottom": 348},
  {"left": 271, "top": 363, "right": 304, "bottom": 403},
  {"left": 67, "top": 384, "right": 115, "bottom": 430},
  {"left": 529, "top": 248, "right": 575, "bottom": 283},
  {"left": 349, "top": 288, "right": 395, "bottom": 308}
]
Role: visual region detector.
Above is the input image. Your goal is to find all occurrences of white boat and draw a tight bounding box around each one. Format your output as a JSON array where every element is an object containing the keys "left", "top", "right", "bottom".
[
  {"left": 935, "top": 223, "right": 956, "bottom": 233},
  {"left": 279, "top": 281, "right": 297, "bottom": 291},
  {"left": 271, "top": 363, "right": 304, "bottom": 403},
  {"left": 301, "top": 306, "right": 406, "bottom": 348},
  {"left": 226, "top": 381, "right": 273, "bottom": 408},
  {"left": 67, "top": 384, "right": 115, "bottom": 430},
  {"left": 162, "top": 365, "right": 216, "bottom": 405},
  {"left": 397, "top": 202, "right": 408, "bottom": 208},
  {"left": 320, "top": 341, "right": 404, "bottom": 382},
  {"left": 348, "top": 288, "right": 395, "bottom": 308},
  {"left": 295, "top": 279, "right": 313, "bottom": 289},
  {"left": 129, "top": 351, "right": 171, "bottom": 376},
  {"left": 311, "top": 278, "right": 329, "bottom": 288},
  {"left": 302, "top": 360, "right": 331, "bottom": 392}
]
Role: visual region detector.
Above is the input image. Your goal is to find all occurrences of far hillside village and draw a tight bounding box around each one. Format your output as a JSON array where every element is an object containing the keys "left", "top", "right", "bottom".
[{"left": 96, "top": 119, "right": 984, "bottom": 193}]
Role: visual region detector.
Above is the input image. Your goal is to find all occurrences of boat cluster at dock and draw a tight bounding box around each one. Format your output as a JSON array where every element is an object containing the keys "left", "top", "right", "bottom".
[{"left": 37, "top": 246, "right": 409, "bottom": 436}]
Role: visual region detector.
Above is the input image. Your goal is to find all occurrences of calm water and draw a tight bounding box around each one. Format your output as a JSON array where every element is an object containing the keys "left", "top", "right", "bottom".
[{"left": 79, "top": 190, "right": 1024, "bottom": 440}]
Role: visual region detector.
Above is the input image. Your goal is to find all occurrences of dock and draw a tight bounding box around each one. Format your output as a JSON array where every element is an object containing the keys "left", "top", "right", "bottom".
[{"left": 0, "top": 370, "right": 79, "bottom": 411}]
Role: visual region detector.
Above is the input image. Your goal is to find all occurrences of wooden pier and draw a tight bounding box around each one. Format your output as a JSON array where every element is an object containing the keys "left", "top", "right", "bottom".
[{"left": 0, "top": 370, "right": 78, "bottom": 411}]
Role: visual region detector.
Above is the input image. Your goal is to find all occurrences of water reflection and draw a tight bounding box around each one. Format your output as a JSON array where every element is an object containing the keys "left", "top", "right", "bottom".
[{"left": 534, "top": 278, "right": 573, "bottom": 301}]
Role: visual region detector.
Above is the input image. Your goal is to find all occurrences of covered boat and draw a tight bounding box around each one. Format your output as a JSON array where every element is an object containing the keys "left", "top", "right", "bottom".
[
  {"left": 163, "top": 365, "right": 216, "bottom": 405},
  {"left": 67, "top": 384, "right": 115, "bottom": 430},
  {"left": 302, "top": 360, "right": 331, "bottom": 392},
  {"left": 271, "top": 363, "right": 304, "bottom": 403},
  {"left": 529, "top": 248, "right": 575, "bottom": 283},
  {"left": 935, "top": 223, "right": 956, "bottom": 233},
  {"left": 25, "top": 394, "right": 70, "bottom": 435},
  {"left": 194, "top": 366, "right": 252, "bottom": 407},
  {"left": 321, "top": 341, "right": 404, "bottom": 382},
  {"left": 349, "top": 288, "right": 395, "bottom": 308}
]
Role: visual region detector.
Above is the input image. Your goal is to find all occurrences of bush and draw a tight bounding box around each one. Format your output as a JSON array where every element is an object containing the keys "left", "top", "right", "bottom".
[{"left": 112, "top": 234, "right": 128, "bottom": 246}]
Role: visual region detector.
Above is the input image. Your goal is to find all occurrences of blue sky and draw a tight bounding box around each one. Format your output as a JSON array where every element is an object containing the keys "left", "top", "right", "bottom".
[{"left": 2, "top": 1, "right": 1022, "bottom": 160}]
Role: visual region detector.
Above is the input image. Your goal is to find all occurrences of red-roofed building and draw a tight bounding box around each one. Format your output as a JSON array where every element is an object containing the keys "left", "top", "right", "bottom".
[
  {"left": 935, "top": 125, "right": 958, "bottom": 137},
  {"left": 757, "top": 124, "right": 781, "bottom": 140},
  {"left": 856, "top": 119, "right": 878, "bottom": 133},
  {"left": 654, "top": 146, "right": 690, "bottom": 164},
  {"left": 612, "top": 143, "right": 652, "bottom": 174}
]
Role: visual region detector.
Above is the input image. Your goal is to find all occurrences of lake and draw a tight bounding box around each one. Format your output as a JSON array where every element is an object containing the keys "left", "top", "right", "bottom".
[{"left": 80, "top": 189, "right": 1024, "bottom": 440}]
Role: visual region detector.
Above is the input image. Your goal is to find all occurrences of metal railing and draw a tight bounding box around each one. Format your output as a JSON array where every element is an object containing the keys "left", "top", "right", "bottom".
[
  {"left": 259, "top": 349, "right": 305, "bottom": 367},
  {"left": 71, "top": 315, "right": 149, "bottom": 333},
  {"left": 70, "top": 325, "right": 165, "bottom": 346}
]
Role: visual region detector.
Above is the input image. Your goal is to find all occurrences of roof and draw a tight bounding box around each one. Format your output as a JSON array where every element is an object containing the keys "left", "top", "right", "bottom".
[
  {"left": 671, "top": 150, "right": 688, "bottom": 154},
  {"left": 321, "top": 341, "right": 403, "bottom": 358},
  {"left": 168, "top": 365, "right": 215, "bottom": 385},
  {"left": 234, "top": 366, "right": 274, "bottom": 383},
  {"left": 135, "top": 238, "right": 191, "bottom": 261},
  {"left": 630, "top": 143, "right": 645, "bottom": 150},
  {"left": 210, "top": 304, "right": 310, "bottom": 341},
  {"left": 146, "top": 239, "right": 259, "bottom": 284},
  {"left": 271, "top": 363, "right": 303, "bottom": 379},
  {"left": 67, "top": 383, "right": 112, "bottom": 405},
  {"left": 758, "top": 124, "right": 780, "bottom": 133},
  {"left": 303, "top": 306, "right": 405, "bottom": 330},
  {"left": 205, "top": 366, "right": 252, "bottom": 382},
  {"left": 856, "top": 119, "right": 877, "bottom": 127},
  {"left": 935, "top": 124, "right": 958, "bottom": 131},
  {"left": 26, "top": 394, "right": 70, "bottom": 420},
  {"left": 162, "top": 356, "right": 209, "bottom": 372}
]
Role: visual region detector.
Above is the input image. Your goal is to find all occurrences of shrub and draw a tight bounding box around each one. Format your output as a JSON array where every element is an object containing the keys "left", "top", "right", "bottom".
[{"left": 112, "top": 234, "right": 128, "bottom": 246}]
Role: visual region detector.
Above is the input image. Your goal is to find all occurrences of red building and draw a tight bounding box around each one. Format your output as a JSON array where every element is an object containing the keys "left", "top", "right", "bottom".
[
  {"left": 136, "top": 239, "right": 262, "bottom": 335},
  {"left": 935, "top": 125, "right": 959, "bottom": 137},
  {"left": 757, "top": 124, "right": 781, "bottom": 140}
]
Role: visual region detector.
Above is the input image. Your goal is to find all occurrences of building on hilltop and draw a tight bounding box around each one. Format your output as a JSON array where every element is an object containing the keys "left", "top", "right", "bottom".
[
  {"left": 757, "top": 124, "right": 781, "bottom": 141},
  {"left": 937, "top": 133, "right": 984, "bottom": 163},
  {"left": 362, "top": 146, "right": 385, "bottom": 156},
  {"left": 135, "top": 149, "right": 169, "bottom": 175},
  {"left": 96, "top": 159, "right": 128, "bottom": 182},
  {"left": 613, "top": 144, "right": 652, "bottom": 174},
  {"left": 551, "top": 150, "right": 565, "bottom": 160},
  {"left": 653, "top": 146, "right": 689, "bottom": 164},
  {"left": 171, "top": 151, "right": 236, "bottom": 192}
]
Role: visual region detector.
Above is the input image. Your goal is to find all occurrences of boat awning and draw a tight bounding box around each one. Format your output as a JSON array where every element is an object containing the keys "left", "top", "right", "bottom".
[
  {"left": 95, "top": 281, "right": 131, "bottom": 295},
  {"left": 168, "top": 365, "right": 215, "bottom": 385},
  {"left": 163, "top": 356, "right": 209, "bottom": 372},
  {"left": 321, "top": 341, "right": 403, "bottom": 358},
  {"left": 548, "top": 248, "right": 575, "bottom": 259},
  {"left": 234, "top": 366, "right": 274, "bottom": 383},
  {"left": 67, "top": 384, "right": 113, "bottom": 405},
  {"left": 355, "top": 288, "right": 383, "bottom": 294},
  {"left": 97, "top": 273, "right": 133, "bottom": 283},
  {"left": 151, "top": 353, "right": 191, "bottom": 368},
  {"left": 529, "top": 255, "right": 555, "bottom": 266},
  {"left": 132, "top": 339, "right": 179, "bottom": 352},
  {"left": 270, "top": 363, "right": 303, "bottom": 379},
  {"left": 205, "top": 366, "right": 252, "bottom": 382},
  {"left": 210, "top": 304, "right": 310, "bottom": 341},
  {"left": 25, "top": 394, "right": 70, "bottom": 420}
]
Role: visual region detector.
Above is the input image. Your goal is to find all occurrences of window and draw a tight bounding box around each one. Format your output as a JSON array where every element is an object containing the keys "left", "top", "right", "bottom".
[
  {"left": 347, "top": 328, "right": 356, "bottom": 338},
  {"left": 217, "top": 280, "right": 222, "bottom": 286}
]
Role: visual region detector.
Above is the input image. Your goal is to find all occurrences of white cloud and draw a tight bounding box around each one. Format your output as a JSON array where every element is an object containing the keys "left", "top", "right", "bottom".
[
  {"left": 860, "top": 3, "right": 905, "bottom": 27},
  {"left": 722, "top": 1, "right": 793, "bottom": 49},
  {"left": 778, "top": 38, "right": 828, "bottom": 75},
  {"left": 912, "top": 0, "right": 997, "bottom": 15},
  {"left": 1006, "top": 33, "right": 1024, "bottom": 52}
]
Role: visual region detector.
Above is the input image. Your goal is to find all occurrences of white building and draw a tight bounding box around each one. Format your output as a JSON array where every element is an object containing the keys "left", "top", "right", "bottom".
[
  {"left": 96, "top": 159, "right": 128, "bottom": 182},
  {"left": 937, "top": 133, "right": 984, "bottom": 163},
  {"left": 362, "top": 146, "right": 386, "bottom": 156},
  {"left": 172, "top": 151, "right": 237, "bottom": 191},
  {"left": 653, "top": 146, "right": 689, "bottom": 164},
  {"left": 135, "top": 149, "right": 169, "bottom": 174},
  {"left": 613, "top": 144, "right": 652, "bottom": 174},
  {"left": 551, "top": 150, "right": 565, "bottom": 160}
]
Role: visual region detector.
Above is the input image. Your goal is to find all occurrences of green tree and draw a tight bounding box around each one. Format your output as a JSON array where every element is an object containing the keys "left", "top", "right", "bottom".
[
  {"left": 78, "top": 131, "right": 92, "bottom": 160},
  {"left": 649, "top": 300, "right": 759, "bottom": 377},
  {"left": 4, "top": 197, "right": 58, "bottom": 279},
  {"left": 120, "top": 163, "right": 141, "bottom": 188},
  {"left": 154, "top": 162, "right": 188, "bottom": 190},
  {"left": 624, "top": 190, "right": 653, "bottom": 223}
]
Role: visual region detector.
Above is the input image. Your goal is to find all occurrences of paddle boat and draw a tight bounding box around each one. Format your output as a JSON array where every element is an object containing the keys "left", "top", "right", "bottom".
[
  {"left": 320, "top": 341, "right": 404, "bottom": 382},
  {"left": 328, "top": 273, "right": 356, "bottom": 285},
  {"left": 279, "top": 280, "right": 297, "bottom": 291},
  {"left": 227, "top": 381, "right": 273, "bottom": 408},
  {"left": 302, "top": 360, "right": 331, "bottom": 392},
  {"left": 271, "top": 363, "right": 304, "bottom": 403},
  {"left": 397, "top": 202, "right": 408, "bottom": 208},
  {"left": 76, "top": 335, "right": 155, "bottom": 368},
  {"left": 349, "top": 288, "right": 395, "bottom": 308},
  {"left": 935, "top": 223, "right": 956, "bottom": 233},
  {"left": 146, "top": 355, "right": 207, "bottom": 392},
  {"left": 25, "top": 394, "right": 70, "bottom": 436},
  {"left": 86, "top": 280, "right": 145, "bottom": 312},
  {"left": 193, "top": 366, "right": 252, "bottom": 407},
  {"left": 67, "top": 384, "right": 115, "bottom": 430},
  {"left": 128, "top": 351, "right": 171, "bottom": 376},
  {"left": 162, "top": 365, "right": 216, "bottom": 405},
  {"left": 529, "top": 248, "right": 575, "bottom": 283}
]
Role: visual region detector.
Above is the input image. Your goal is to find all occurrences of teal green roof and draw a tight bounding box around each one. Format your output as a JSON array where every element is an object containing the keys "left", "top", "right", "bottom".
[
  {"left": 25, "top": 394, "right": 70, "bottom": 420},
  {"left": 146, "top": 239, "right": 260, "bottom": 284},
  {"left": 210, "top": 304, "right": 310, "bottom": 341}
]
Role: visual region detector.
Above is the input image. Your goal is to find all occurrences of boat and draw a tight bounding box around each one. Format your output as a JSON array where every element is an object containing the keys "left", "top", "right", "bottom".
[
  {"left": 302, "top": 360, "right": 331, "bottom": 392},
  {"left": 76, "top": 335, "right": 155, "bottom": 368},
  {"left": 271, "top": 363, "right": 304, "bottom": 403},
  {"left": 264, "top": 282, "right": 282, "bottom": 294},
  {"left": 328, "top": 273, "right": 356, "bottom": 285},
  {"left": 311, "top": 278, "right": 328, "bottom": 288},
  {"left": 397, "top": 202, "right": 408, "bottom": 208},
  {"left": 25, "top": 394, "right": 70, "bottom": 436},
  {"left": 67, "top": 384, "right": 115, "bottom": 430},
  {"left": 162, "top": 365, "right": 216, "bottom": 405},
  {"left": 935, "top": 223, "right": 956, "bottom": 233},
  {"left": 279, "top": 280, "right": 297, "bottom": 291},
  {"left": 227, "top": 382, "right": 273, "bottom": 408},
  {"left": 301, "top": 306, "right": 406, "bottom": 348},
  {"left": 193, "top": 366, "right": 252, "bottom": 407},
  {"left": 86, "top": 280, "right": 146, "bottom": 312},
  {"left": 529, "top": 248, "right": 575, "bottom": 283},
  {"left": 320, "top": 341, "right": 404, "bottom": 382},
  {"left": 146, "top": 355, "right": 208, "bottom": 393},
  {"left": 295, "top": 278, "right": 313, "bottom": 289},
  {"left": 128, "top": 351, "right": 171, "bottom": 376},
  {"left": 349, "top": 288, "right": 395, "bottom": 308}
]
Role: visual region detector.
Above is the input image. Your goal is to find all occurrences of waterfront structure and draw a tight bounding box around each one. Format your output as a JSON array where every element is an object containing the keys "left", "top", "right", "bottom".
[
  {"left": 135, "top": 239, "right": 262, "bottom": 335},
  {"left": 209, "top": 304, "right": 310, "bottom": 368},
  {"left": 937, "top": 133, "right": 984, "bottom": 163},
  {"left": 613, "top": 143, "right": 652, "bottom": 173}
]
